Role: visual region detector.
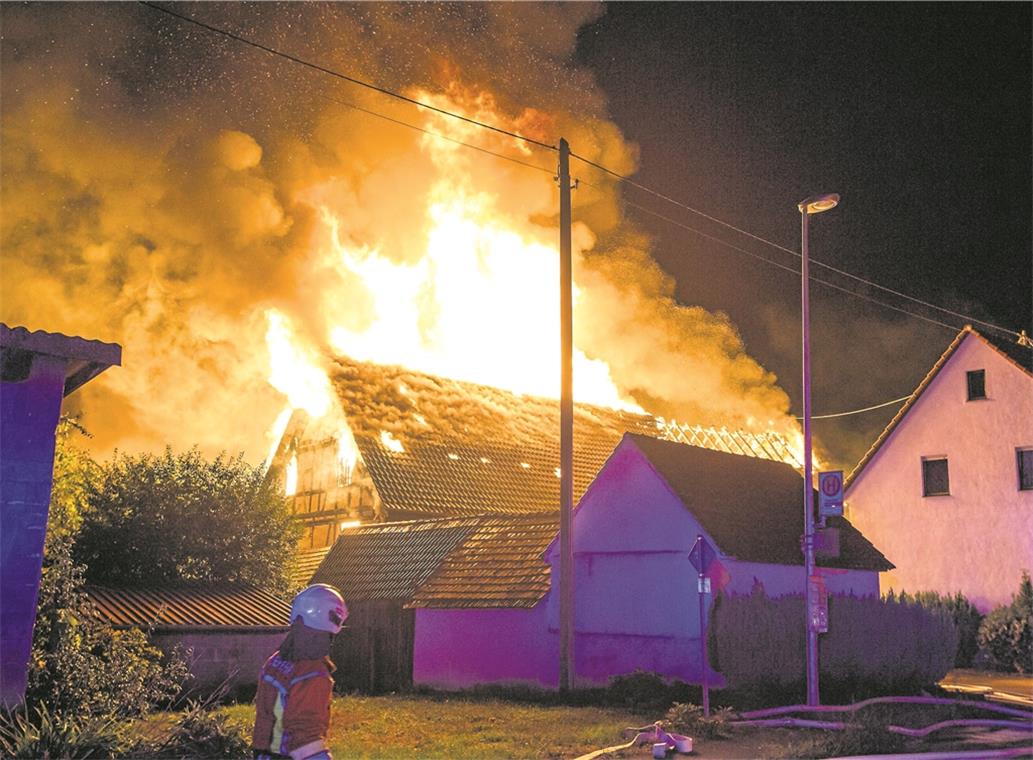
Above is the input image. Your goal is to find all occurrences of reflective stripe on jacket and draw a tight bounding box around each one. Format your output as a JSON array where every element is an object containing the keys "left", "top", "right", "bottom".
[{"left": 252, "top": 652, "right": 333, "bottom": 759}]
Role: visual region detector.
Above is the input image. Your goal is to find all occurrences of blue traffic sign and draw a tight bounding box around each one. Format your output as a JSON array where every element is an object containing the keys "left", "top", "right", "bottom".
[{"left": 818, "top": 470, "right": 844, "bottom": 517}]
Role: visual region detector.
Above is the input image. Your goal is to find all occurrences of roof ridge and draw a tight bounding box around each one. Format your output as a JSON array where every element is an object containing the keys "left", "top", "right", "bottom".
[{"left": 847, "top": 324, "right": 1032, "bottom": 489}]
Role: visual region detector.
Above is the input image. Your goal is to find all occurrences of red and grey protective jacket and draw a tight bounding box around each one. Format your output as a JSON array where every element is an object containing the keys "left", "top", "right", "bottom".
[{"left": 252, "top": 652, "right": 334, "bottom": 760}]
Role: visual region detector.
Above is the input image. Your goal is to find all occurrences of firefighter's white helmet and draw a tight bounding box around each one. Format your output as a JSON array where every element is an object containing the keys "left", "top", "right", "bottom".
[{"left": 290, "top": 584, "right": 348, "bottom": 634}]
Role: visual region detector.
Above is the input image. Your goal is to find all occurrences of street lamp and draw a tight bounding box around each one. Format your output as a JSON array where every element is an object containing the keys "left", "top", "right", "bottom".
[{"left": 797, "top": 192, "right": 839, "bottom": 708}]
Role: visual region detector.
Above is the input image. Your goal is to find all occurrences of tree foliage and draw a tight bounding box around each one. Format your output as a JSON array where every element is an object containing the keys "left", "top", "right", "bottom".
[
  {"left": 885, "top": 589, "right": 983, "bottom": 667},
  {"left": 46, "top": 418, "right": 101, "bottom": 542},
  {"left": 978, "top": 572, "right": 1033, "bottom": 673},
  {"left": 75, "top": 447, "right": 300, "bottom": 592},
  {"left": 26, "top": 533, "right": 188, "bottom": 717}
]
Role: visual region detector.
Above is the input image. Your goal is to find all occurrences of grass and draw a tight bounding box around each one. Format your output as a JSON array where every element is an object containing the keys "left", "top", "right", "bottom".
[
  {"left": 196, "top": 690, "right": 1033, "bottom": 759},
  {"left": 223, "top": 694, "right": 656, "bottom": 759}
]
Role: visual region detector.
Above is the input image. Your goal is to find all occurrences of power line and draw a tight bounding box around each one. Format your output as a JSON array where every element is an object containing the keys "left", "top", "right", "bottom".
[
  {"left": 796, "top": 395, "right": 912, "bottom": 420},
  {"left": 141, "top": 0, "right": 1020, "bottom": 339},
  {"left": 138, "top": 1, "right": 558, "bottom": 153},
  {"left": 570, "top": 150, "right": 1023, "bottom": 339},
  {"left": 322, "top": 93, "right": 556, "bottom": 177},
  {"left": 613, "top": 190, "right": 964, "bottom": 334}
]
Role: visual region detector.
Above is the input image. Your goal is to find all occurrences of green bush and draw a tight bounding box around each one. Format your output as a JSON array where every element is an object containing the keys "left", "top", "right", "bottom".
[
  {"left": 76, "top": 448, "right": 300, "bottom": 593},
  {"left": 0, "top": 703, "right": 131, "bottom": 759},
  {"left": 26, "top": 533, "right": 188, "bottom": 717},
  {"left": 887, "top": 589, "right": 983, "bottom": 667},
  {"left": 978, "top": 572, "right": 1033, "bottom": 673},
  {"left": 605, "top": 670, "right": 694, "bottom": 713},
  {"left": 145, "top": 702, "right": 251, "bottom": 759},
  {"left": 709, "top": 588, "right": 957, "bottom": 701},
  {"left": 663, "top": 702, "right": 734, "bottom": 739}
]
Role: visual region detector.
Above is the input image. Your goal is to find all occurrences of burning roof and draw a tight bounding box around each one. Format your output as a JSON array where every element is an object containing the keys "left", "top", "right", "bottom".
[{"left": 274, "top": 357, "right": 805, "bottom": 520}]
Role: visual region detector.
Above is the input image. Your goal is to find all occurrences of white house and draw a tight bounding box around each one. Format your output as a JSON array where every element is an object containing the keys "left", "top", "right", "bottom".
[{"left": 844, "top": 326, "right": 1033, "bottom": 612}]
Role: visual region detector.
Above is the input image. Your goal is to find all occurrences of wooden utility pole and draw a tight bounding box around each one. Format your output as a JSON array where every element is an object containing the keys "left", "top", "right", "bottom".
[{"left": 558, "top": 137, "right": 575, "bottom": 692}]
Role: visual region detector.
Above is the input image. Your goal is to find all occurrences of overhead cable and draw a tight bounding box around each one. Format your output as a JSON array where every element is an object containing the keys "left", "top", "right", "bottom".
[
  {"left": 323, "top": 93, "right": 555, "bottom": 177},
  {"left": 796, "top": 395, "right": 912, "bottom": 420},
  {"left": 614, "top": 192, "right": 963, "bottom": 334},
  {"left": 138, "top": 1, "right": 558, "bottom": 152},
  {"left": 570, "top": 151, "right": 1022, "bottom": 339},
  {"left": 142, "top": 0, "right": 1021, "bottom": 340}
]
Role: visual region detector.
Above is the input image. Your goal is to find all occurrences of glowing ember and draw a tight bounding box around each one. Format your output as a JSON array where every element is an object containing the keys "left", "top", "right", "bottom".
[{"left": 380, "top": 430, "right": 405, "bottom": 453}]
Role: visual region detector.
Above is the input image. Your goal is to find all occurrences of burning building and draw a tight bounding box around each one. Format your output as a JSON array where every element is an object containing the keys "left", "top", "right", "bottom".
[{"left": 269, "top": 356, "right": 806, "bottom": 551}]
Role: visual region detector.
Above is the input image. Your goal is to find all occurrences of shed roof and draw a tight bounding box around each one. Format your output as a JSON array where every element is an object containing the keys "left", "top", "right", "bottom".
[
  {"left": 1, "top": 324, "right": 122, "bottom": 396},
  {"left": 310, "top": 518, "right": 480, "bottom": 601},
  {"left": 315, "top": 358, "right": 802, "bottom": 519},
  {"left": 291, "top": 546, "right": 333, "bottom": 589},
  {"left": 409, "top": 516, "right": 556, "bottom": 609},
  {"left": 85, "top": 585, "right": 291, "bottom": 631},
  {"left": 308, "top": 515, "right": 555, "bottom": 609},
  {"left": 626, "top": 434, "right": 893, "bottom": 571},
  {"left": 847, "top": 326, "right": 1033, "bottom": 488}
]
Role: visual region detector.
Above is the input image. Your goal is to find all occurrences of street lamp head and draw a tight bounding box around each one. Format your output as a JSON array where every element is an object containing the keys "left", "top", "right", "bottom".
[{"left": 798, "top": 193, "right": 840, "bottom": 215}]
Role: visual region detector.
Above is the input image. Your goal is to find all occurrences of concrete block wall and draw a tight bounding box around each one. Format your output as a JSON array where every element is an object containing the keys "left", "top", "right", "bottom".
[{"left": 154, "top": 630, "right": 288, "bottom": 696}]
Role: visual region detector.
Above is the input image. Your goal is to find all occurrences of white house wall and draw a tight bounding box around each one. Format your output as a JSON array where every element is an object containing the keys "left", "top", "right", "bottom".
[
  {"left": 412, "top": 439, "right": 882, "bottom": 691},
  {"left": 550, "top": 442, "right": 718, "bottom": 686},
  {"left": 845, "top": 336, "right": 1033, "bottom": 612}
]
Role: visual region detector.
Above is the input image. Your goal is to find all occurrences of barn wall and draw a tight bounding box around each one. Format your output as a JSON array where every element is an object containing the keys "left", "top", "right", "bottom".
[
  {"left": 290, "top": 437, "right": 382, "bottom": 549},
  {"left": 545, "top": 443, "right": 723, "bottom": 687},
  {"left": 332, "top": 600, "right": 414, "bottom": 693},
  {"left": 413, "top": 605, "right": 555, "bottom": 689}
]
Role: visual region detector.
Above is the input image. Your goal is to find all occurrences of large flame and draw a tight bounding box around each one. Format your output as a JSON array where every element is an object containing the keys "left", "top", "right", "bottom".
[
  {"left": 262, "top": 84, "right": 812, "bottom": 470},
  {"left": 263, "top": 87, "right": 639, "bottom": 444}
]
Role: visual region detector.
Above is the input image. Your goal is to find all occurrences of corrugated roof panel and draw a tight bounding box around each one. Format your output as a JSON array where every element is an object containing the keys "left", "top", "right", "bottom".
[{"left": 85, "top": 585, "right": 291, "bottom": 630}]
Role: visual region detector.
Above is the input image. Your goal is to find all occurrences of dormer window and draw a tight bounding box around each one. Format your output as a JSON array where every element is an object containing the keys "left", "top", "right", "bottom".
[{"left": 966, "top": 369, "right": 986, "bottom": 400}]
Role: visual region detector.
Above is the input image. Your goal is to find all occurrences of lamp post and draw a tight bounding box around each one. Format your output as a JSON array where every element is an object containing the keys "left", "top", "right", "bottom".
[{"left": 797, "top": 192, "right": 839, "bottom": 707}]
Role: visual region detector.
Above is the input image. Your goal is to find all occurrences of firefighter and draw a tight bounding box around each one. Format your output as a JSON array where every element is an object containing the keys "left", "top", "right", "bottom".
[{"left": 253, "top": 584, "right": 347, "bottom": 760}]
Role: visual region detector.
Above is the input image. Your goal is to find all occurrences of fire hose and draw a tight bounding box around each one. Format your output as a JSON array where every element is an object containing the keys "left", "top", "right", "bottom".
[{"left": 572, "top": 695, "right": 1032, "bottom": 760}]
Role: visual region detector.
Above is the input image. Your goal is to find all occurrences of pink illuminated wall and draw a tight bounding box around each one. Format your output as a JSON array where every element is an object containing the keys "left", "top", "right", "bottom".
[
  {"left": 413, "top": 606, "right": 556, "bottom": 688},
  {"left": 412, "top": 439, "right": 880, "bottom": 690},
  {"left": 846, "top": 334, "right": 1033, "bottom": 612}
]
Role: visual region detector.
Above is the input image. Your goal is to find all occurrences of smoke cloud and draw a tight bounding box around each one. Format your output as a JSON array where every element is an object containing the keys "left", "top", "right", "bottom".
[{"left": 2, "top": 3, "right": 799, "bottom": 461}]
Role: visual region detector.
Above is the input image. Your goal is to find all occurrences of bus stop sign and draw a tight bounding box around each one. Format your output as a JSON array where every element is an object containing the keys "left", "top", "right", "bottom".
[{"left": 819, "top": 470, "right": 844, "bottom": 517}]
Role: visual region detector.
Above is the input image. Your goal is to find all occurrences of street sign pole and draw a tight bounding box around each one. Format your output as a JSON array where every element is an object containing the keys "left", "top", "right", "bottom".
[{"left": 690, "top": 534, "right": 712, "bottom": 716}]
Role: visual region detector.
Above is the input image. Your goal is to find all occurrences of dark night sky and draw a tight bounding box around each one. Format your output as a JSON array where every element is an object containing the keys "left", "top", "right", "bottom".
[{"left": 576, "top": 3, "right": 1032, "bottom": 460}]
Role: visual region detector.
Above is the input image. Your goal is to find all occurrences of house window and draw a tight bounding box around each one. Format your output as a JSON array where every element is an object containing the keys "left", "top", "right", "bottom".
[
  {"left": 922, "top": 457, "right": 950, "bottom": 496},
  {"left": 966, "top": 369, "right": 986, "bottom": 400},
  {"left": 1019, "top": 449, "right": 1033, "bottom": 491}
]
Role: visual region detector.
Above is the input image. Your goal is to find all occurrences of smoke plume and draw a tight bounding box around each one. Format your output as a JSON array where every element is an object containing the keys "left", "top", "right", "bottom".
[{"left": 2, "top": 3, "right": 798, "bottom": 461}]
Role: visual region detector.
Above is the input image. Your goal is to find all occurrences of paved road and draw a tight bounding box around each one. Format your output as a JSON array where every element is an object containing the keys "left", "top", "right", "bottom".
[{"left": 940, "top": 669, "right": 1033, "bottom": 706}]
